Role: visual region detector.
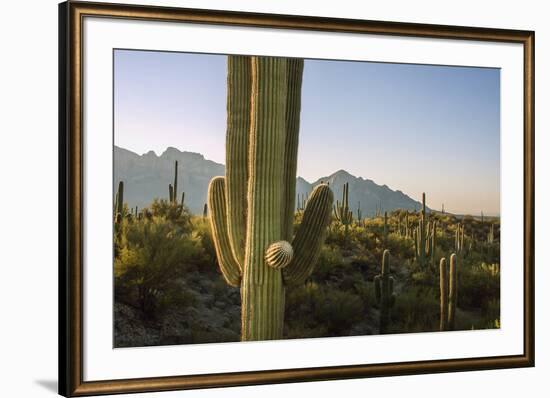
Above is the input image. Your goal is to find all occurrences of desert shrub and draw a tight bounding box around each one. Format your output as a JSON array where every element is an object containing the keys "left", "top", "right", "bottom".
[
  {"left": 149, "top": 199, "right": 193, "bottom": 232},
  {"left": 391, "top": 286, "right": 439, "bottom": 333},
  {"left": 311, "top": 245, "right": 344, "bottom": 282},
  {"left": 353, "top": 279, "right": 376, "bottom": 309},
  {"left": 191, "top": 216, "right": 218, "bottom": 271},
  {"left": 458, "top": 262, "right": 500, "bottom": 310},
  {"left": 285, "top": 282, "right": 364, "bottom": 337},
  {"left": 313, "top": 287, "right": 364, "bottom": 334},
  {"left": 114, "top": 216, "right": 203, "bottom": 317},
  {"left": 386, "top": 233, "right": 414, "bottom": 260}
]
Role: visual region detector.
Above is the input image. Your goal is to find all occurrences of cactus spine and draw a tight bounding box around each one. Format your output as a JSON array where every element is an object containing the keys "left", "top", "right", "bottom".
[
  {"left": 208, "top": 56, "right": 333, "bottom": 341},
  {"left": 374, "top": 249, "right": 396, "bottom": 334},
  {"left": 333, "top": 182, "right": 353, "bottom": 233}
]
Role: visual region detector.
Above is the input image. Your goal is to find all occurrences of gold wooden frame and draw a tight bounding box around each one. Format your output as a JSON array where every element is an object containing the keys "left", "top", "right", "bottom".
[{"left": 59, "top": 1, "right": 535, "bottom": 396}]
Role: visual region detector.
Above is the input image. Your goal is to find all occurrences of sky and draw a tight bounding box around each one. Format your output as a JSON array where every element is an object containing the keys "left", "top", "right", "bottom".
[{"left": 114, "top": 49, "right": 500, "bottom": 216}]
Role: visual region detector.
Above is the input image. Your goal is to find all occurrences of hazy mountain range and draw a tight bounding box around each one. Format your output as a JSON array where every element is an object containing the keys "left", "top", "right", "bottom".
[{"left": 114, "top": 146, "right": 428, "bottom": 215}]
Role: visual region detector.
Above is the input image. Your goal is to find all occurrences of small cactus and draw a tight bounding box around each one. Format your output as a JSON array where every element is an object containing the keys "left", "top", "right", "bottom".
[
  {"left": 455, "top": 223, "right": 465, "bottom": 256},
  {"left": 440, "top": 253, "right": 459, "bottom": 331},
  {"left": 114, "top": 181, "right": 124, "bottom": 222},
  {"left": 439, "top": 257, "right": 449, "bottom": 331},
  {"left": 414, "top": 193, "right": 435, "bottom": 268},
  {"left": 374, "top": 249, "right": 396, "bottom": 334},
  {"left": 487, "top": 223, "right": 495, "bottom": 244},
  {"left": 383, "top": 211, "right": 388, "bottom": 238},
  {"left": 448, "top": 253, "right": 458, "bottom": 330},
  {"left": 333, "top": 182, "right": 353, "bottom": 233},
  {"left": 173, "top": 160, "right": 178, "bottom": 204}
]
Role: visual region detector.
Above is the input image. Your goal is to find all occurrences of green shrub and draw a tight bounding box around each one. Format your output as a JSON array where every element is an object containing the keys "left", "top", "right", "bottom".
[
  {"left": 391, "top": 286, "right": 439, "bottom": 333},
  {"left": 114, "top": 216, "right": 203, "bottom": 317},
  {"left": 285, "top": 282, "right": 364, "bottom": 337},
  {"left": 458, "top": 262, "right": 500, "bottom": 310}
]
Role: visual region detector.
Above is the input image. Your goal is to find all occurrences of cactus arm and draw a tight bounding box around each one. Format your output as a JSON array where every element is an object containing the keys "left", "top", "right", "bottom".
[
  {"left": 283, "top": 184, "right": 334, "bottom": 286},
  {"left": 207, "top": 177, "right": 242, "bottom": 287},
  {"left": 225, "top": 55, "right": 251, "bottom": 266},
  {"left": 281, "top": 58, "right": 304, "bottom": 241}
]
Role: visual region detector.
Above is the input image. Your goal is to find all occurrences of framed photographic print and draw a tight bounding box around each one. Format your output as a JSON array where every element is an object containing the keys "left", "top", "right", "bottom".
[{"left": 59, "top": 1, "right": 535, "bottom": 396}]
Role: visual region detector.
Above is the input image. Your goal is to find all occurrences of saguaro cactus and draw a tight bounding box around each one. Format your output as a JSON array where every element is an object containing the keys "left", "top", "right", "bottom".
[
  {"left": 448, "top": 253, "right": 458, "bottom": 330},
  {"left": 114, "top": 181, "right": 124, "bottom": 222},
  {"left": 208, "top": 56, "right": 333, "bottom": 341},
  {"left": 487, "top": 223, "right": 495, "bottom": 244},
  {"left": 383, "top": 211, "right": 388, "bottom": 237},
  {"left": 374, "top": 249, "right": 396, "bottom": 334},
  {"left": 173, "top": 160, "right": 178, "bottom": 203},
  {"left": 439, "top": 257, "right": 449, "bottom": 331},
  {"left": 333, "top": 182, "right": 353, "bottom": 233},
  {"left": 440, "top": 253, "right": 459, "bottom": 331},
  {"left": 455, "top": 223, "right": 465, "bottom": 255},
  {"left": 414, "top": 193, "right": 436, "bottom": 268}
]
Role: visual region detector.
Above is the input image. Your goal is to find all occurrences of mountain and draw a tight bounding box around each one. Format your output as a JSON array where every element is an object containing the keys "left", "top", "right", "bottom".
[
  {"left": 114, "top": 146, "right": 224, "bottom": 214},
  {"left": 114, "top": 146, "right": 427, "bottom": 215},
  {"left": 301, "top": 170, "right": 428, "bottom": 217}
]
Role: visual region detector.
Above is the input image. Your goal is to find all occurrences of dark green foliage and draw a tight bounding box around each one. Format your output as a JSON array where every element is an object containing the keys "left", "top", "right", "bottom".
[
  {"left": 374, "top": 250, "right": 396, "bottom": 333},
  {"left": 285, "top": 282, "right": 364, "bottom": 337},
  {"left": 114, "top": 176, "right": 500, "bottom": 345},
  {"left": 114, "top": 212, "right": 202, "bottom": 318}
]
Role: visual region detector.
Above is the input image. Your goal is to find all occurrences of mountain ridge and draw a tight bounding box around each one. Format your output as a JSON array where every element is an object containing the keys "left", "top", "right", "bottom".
[{"left": 114, "top": 146, "right": 428, "bottom": 215}]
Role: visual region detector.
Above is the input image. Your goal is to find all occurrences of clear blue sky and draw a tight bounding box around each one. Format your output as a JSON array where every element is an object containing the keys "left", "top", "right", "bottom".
[{"left": 114, "top": 49, "right": 500, "bottom": 216}]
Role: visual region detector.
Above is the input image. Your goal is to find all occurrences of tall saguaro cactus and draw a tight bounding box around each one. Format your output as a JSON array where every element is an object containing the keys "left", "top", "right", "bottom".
[
  {"left": 208, "top": 56, "right": 333, "bottom": 341},
  {"left": 374, "top": 249, "right": 396, "bottom": 334}
]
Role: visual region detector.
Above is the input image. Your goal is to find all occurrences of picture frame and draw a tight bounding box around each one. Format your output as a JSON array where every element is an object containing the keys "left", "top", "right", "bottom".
[{"left": 59, "top": 1, "right": 535, "bottom": 396}]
